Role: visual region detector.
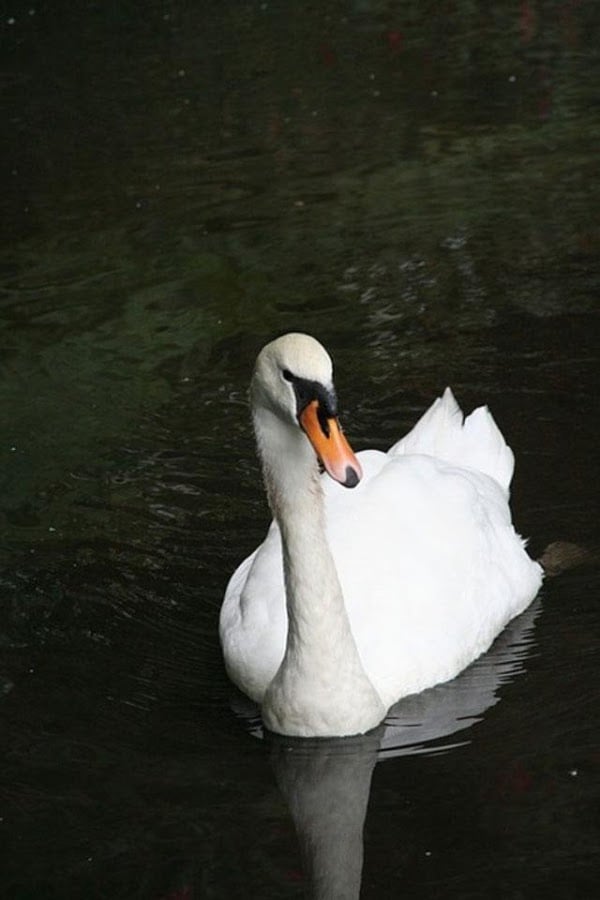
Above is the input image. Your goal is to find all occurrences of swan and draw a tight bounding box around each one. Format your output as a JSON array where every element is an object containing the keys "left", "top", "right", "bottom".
[{"left": 220, "top": 333, "right": 542, "bottom": 737}]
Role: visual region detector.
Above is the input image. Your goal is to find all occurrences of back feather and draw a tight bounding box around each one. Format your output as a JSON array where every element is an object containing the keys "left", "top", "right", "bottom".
[{"left": 389, "top": 388, "right": 514, "bottom": 492}]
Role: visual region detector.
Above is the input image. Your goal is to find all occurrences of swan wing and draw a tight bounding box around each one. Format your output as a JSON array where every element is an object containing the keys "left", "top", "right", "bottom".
[
  {"left": 323, "top": 451, "right": 541, "bottom": 707},
  {"left": 389, "top": 387, "right": 514, "bottom": 492}
]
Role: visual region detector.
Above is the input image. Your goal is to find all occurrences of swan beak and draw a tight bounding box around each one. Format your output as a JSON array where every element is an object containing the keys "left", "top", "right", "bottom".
[{"left": 299, "top": 400, "right": 363, "bottom": 488}]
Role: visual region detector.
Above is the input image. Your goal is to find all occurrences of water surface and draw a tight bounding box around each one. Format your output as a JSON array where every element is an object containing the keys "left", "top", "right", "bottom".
[{"left": 2, "top": 3, "right": 599, "bottom": 897}]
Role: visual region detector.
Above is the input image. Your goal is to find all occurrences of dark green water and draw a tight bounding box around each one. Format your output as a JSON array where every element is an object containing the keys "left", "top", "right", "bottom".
[{"left": 2, "top": 2, "right": 599, "bottom": 897}]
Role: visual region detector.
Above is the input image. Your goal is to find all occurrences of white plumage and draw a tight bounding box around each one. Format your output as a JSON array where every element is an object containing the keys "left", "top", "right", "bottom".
[{"left": 220, "top": 334, "right": 542, "bottom": 737}]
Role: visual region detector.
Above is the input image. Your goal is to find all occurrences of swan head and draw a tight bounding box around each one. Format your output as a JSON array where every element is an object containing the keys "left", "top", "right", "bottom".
[{"left": 252, "top": 333, "right": 362, "bottom": 488}]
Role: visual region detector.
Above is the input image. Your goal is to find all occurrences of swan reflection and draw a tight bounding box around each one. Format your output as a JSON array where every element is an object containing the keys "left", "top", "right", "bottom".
[{"left": 237, "top": 600, "right": 539, "bottom": 899}]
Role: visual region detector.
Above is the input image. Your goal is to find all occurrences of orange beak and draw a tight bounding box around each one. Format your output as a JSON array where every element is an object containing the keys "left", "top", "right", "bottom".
[{"left": 299, "top": 400, "right": 362, "bottom": 488}]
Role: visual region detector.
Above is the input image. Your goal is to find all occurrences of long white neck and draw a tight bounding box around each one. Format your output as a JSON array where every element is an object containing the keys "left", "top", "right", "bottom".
[{"left": 253, "top": 406, "right": 386, "bottom": 737}]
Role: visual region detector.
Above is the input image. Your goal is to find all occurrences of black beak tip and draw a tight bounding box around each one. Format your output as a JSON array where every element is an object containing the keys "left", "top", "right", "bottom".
[{"left": 343, "top": 466, "right": 361, "bottom": 489}]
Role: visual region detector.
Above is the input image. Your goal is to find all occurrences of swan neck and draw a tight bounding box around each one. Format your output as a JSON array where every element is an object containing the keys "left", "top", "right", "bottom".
[
  {"left": 254, "top": 408, "right": 345, "bottom": 628},
  {"left": 253, "top": 404, "right": 386, "bottom": 736}
]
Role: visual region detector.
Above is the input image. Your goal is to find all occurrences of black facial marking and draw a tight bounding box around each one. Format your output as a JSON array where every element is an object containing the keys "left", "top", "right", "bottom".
[
  {"left": 282, "top": 369, "right": 338, "bottom": 431},
  {"left": 316, "top": 403, "right": 331, "bottom": 438}
]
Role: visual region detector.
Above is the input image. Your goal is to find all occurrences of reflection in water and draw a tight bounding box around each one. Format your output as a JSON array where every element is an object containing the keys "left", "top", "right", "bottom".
[
  {"left": 270, "top": 730, "right": 381, "bottom": 900},
  {"left": 266, "top": 601, "right": 539, "bottom": 899}
]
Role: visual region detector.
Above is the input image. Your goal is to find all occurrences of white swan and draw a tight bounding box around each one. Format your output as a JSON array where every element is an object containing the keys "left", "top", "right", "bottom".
[{"left": 220, "top": 333, "right": 542, "bottom": 737}]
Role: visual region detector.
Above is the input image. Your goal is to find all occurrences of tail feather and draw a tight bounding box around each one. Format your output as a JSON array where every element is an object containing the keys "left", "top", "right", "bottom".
[{"left": 389, "top": 387, "right": 514, "bottom": 491}]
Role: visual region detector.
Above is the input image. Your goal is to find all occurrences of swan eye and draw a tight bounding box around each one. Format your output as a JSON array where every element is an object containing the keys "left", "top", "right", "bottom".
[{"left": 282, "top": 369, "right": 294, "bottom": 382}]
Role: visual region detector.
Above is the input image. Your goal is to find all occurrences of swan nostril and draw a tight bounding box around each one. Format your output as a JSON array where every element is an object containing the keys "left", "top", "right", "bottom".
[{"left": 343, "top": 466, "right": 360, "bottom": 489}]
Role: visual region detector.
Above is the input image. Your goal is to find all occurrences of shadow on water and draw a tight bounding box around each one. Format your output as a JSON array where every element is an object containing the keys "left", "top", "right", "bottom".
[{"left": 1, "top": 1, "right": 599, "bottom": 898}]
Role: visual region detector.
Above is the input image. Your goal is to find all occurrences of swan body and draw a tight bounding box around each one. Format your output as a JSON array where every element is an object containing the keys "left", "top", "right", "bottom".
[{"left": 220, "top": 333, "right": 542, "bottom": 737}]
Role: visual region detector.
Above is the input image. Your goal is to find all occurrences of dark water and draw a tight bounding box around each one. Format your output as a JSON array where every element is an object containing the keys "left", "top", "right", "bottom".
[{"left": 2, "top": 2, "right": 599, "bottom": 897}]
